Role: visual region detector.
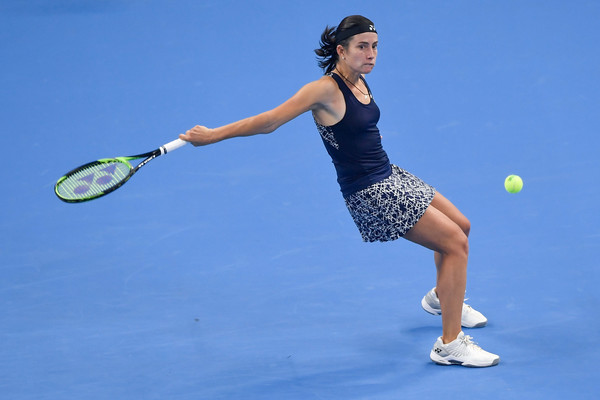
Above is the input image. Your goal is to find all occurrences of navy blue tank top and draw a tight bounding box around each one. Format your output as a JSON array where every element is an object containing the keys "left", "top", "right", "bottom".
[{"left": 315, "top": 73, "right": 392, "bottom": 197}]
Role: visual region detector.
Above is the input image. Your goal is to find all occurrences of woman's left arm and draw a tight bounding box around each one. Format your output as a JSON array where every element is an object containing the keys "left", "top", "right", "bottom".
[{"left": 180, "top": 79, "right": 332, "bottom": 146}]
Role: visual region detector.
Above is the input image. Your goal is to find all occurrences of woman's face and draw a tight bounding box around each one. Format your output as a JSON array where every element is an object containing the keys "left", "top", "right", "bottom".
[{"left": 338, "top": 32, "right": 378, "bottom": 74}]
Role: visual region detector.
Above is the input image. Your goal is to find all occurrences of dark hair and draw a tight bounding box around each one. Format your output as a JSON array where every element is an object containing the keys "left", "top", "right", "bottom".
[{"left": 314, "top": 15, "right": 375, "bottom": 74}]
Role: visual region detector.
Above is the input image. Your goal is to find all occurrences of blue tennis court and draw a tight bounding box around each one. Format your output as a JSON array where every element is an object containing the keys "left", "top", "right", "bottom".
[{"left": 1, "top": 0, "right": 599, "bottom": 398}]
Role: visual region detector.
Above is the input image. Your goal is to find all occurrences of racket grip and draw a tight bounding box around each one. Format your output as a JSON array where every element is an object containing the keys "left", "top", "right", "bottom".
[{"left": 161, "top": 138, "right": 188, "bottom": 155}]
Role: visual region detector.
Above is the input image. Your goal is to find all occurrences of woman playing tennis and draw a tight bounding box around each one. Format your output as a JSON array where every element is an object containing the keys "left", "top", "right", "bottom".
[{"left": 180, "top": 15, "right": 499, "bottom": 367}]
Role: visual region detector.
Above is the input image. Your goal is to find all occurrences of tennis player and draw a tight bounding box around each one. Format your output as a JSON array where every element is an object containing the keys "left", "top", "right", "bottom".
[{"left": 180, "top": 15, "right": 499, "bottom": 367}]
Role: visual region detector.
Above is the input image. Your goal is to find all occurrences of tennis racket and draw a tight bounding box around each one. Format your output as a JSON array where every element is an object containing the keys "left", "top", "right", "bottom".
[{"left": 55, "top": 138, "right": 188, "bottom": 203}]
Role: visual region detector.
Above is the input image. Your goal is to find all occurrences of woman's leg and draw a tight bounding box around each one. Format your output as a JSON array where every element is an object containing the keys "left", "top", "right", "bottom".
[
  {"left": 403, "top": 197, "right": 469, "bottom": 344},
  {"left": 429, "top": 192, "right": 471, "bottom": 236},
  {"left": 430, "top": 192, "right": 470, "bottom": 270}
]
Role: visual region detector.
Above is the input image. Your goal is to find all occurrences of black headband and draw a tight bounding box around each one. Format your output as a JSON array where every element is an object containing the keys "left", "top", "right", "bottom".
[{"left": 335, "top": 24, "right": 377, "bottom": 44}]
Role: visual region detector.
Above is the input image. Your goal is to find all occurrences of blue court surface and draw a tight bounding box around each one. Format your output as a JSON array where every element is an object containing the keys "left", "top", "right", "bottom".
[{"left": 1, "top": 1, "right": 599, "bottom": 399}]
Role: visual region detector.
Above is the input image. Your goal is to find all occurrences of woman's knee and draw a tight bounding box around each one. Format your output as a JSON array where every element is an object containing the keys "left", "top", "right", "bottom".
[
  {"left": 461, "top": 217, "right": 471, "bottom": 237},
  {"left": 445, "top": 228, "right": 469, "bottom": 260}
]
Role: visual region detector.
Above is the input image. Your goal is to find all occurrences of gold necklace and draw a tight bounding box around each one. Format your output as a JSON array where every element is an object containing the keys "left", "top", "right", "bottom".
[{"left": 335, "top": 70, "right": 371, "bottom": 100}]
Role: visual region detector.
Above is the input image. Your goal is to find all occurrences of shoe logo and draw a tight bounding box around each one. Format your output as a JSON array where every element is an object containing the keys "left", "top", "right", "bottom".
[{"left": 434, "top": 348, "right": 442, "bottom": 354}]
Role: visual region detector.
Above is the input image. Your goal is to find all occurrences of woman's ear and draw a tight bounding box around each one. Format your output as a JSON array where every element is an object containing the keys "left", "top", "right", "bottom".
[{"left": 336, "top": 44, "right": 346, "bottom": 60}]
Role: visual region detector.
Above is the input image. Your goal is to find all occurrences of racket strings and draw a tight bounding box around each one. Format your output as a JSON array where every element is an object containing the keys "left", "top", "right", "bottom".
[{"left": 56, "top": 161, "right": 131, "bottom": 200}]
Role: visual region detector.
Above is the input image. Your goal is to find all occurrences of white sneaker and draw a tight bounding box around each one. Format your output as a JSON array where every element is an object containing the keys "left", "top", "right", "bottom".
[
  {"left": 430, "top": 331, "right": 500, "bottom": 367},
  {"left": 421, "top": 287, "right": 488, "bottom": 328}
]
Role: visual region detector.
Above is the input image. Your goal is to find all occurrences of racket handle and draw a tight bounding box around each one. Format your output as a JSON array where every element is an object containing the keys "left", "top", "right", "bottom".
[{"left": 160, "top": 138, "right": 188, "bottom": 155}]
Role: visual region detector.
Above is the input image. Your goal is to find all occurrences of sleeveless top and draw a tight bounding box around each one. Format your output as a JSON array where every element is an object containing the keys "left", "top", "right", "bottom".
[{"left": 314, "top": 73, "right": 392, "bottom": 197}]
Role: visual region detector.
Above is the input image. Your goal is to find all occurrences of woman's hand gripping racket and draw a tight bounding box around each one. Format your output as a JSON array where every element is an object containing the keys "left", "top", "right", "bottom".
[{"left": 54, "top": 138, "right": 188, "bottom": 203}]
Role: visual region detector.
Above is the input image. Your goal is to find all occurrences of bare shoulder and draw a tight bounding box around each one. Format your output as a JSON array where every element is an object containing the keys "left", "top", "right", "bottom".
[
  {"left": 309, "top": 75, "right": 345, "bottom": 125},
  {"left": 298, "top": 75, "right": 341, "bottom": 108},
  {"left": 277, "top": 75, "right": 339, "bottom": 113},
  {"left": 311, "top": 74, "right": 339, "bottom": 95}
]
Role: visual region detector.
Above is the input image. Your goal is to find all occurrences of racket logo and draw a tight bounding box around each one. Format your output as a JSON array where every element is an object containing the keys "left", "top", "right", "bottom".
[{"left": 73, "top": 164, "right": 118, "bottom": 194}]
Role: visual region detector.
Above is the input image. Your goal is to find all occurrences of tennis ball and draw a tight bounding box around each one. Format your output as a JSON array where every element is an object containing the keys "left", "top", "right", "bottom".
[{"left": 504, "top": 175, "right": 523, "bottom": 193}]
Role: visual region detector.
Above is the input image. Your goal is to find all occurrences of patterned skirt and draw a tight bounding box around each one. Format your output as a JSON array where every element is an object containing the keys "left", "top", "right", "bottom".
[{"left": 344, "top": 165, "right": 436, "bottom": 242}]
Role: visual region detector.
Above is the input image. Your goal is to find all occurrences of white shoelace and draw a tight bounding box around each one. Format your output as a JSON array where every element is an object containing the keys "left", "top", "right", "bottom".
[{"left": 459, "top": 334, "right": 482, "bottom": 351}]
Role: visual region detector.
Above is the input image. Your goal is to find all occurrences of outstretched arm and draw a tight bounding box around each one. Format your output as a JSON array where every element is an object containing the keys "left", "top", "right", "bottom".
[{"left": 179, "top": 78, "right": 337, "bottom": 146}]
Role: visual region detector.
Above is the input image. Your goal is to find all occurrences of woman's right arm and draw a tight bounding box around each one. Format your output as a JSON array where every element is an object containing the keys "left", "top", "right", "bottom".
[{"left": 179, "top": 77, "right": 338, "bottom": 146}]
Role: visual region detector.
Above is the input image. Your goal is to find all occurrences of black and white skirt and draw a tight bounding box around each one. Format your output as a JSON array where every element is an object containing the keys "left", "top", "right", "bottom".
[{"left": 344, "top": 165, "right": 436, "bottom": 242}]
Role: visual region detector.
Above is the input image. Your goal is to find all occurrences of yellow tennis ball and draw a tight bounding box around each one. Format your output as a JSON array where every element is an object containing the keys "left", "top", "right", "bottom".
[{"left": 504, "top": 175, "right": 523, "bottom": 193}]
